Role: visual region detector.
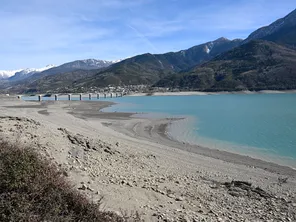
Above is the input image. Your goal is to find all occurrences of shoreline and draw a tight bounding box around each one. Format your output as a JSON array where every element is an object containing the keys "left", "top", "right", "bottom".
[
  {"left": 104, "top": 115, "right": 296, "bottom": 177},
  {"left": 165, "top": 120, "right": 296, "bottom": 173},
  {"left": 165, "top": 117, "right": 296, "bottom": 170},
  {"left": 1, "top": 98, "right": 296, "bottom": 220},
  {"left": 15, "top": 98, "right": 296, "bottom": 175},
  {"left": 127, "top": 89, "right": 296, "bottom": 97},
  {"left": 101, "top": 99, "right": 296, "bottom": 174}
]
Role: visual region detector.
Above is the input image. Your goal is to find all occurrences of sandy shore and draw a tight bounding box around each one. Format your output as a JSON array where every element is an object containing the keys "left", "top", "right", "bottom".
[
  {"left": 106, "top": 117, "right": 296, "bottom": 176},
  {"left": 0, "top": 97, "right": 296, "bottom": 221}
]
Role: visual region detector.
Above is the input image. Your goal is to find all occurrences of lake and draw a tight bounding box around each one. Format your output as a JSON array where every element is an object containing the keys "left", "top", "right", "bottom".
[{"left": 105, "top": 93, "right": 296, "bottom": 167}]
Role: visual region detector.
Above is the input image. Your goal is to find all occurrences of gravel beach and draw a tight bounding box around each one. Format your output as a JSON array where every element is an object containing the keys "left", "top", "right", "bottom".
[{"left": 0, "top": 96, "right": 295, "bottom": 221}]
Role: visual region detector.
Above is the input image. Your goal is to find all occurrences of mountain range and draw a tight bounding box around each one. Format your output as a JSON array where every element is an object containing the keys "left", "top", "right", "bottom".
[
  {"left": 0, "top": 8, "right": 296, "bottom": 93},
  {"left": 0, "top": 65, "right": 56, "bottom": 80},
  {"left": 1, "top": 59, "right": 118, "bottom": 82},
  {"left": 154, "top": 8, "right": 296, "bottom": 91},
  {"left": 81, "top": 38, "right": 243, "bottom": 87},
  {"left": 243, "top": 8, "right": 296, "bottom": 47},
  {"left": 8, "top": 65, "right": 56, "bottom": 81},
  {"left": 155, "top": 40, "right": 296, "bottom": 91},
  {"left": 0, "top": 69, "right": 23, "bottom": 80}
]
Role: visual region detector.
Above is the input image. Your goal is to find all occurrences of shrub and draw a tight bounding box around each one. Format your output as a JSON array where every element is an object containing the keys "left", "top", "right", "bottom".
[{"left": 0, "top": 141, "right": 133, "bottom": 222}]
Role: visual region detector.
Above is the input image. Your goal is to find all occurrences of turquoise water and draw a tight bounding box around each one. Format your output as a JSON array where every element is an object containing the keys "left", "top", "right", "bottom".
[
  {"left": 23, "top": 94, "right": 296, "bottom": 166},
  {"left": 105, "top": 94, "right": 296, "bottom": 166}
]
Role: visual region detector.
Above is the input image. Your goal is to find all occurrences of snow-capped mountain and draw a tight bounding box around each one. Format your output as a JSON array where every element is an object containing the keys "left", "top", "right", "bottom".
[
  {"left": 1, "top": 65, "right": 57, "bottom": 80},
  {"left": 8, "top": 65, "right": 56, "bottom": 81},
  {"left": 111, "top": 59, "right": 123, "bottom": 63},
  {"left": 0, "top": 69, "right": 23, "bottom": 79},
  {"left": 2, "top": 59, "right": 121, "bottom": 81},
  {"left": 17, "top": 64, "right": 56, "bottom": 75},
  {"left": 33, "top": 59, "right": 119, "bottom": 78},
  {"left": 57, "top": 59, "right": 115, "bottom": 69}
]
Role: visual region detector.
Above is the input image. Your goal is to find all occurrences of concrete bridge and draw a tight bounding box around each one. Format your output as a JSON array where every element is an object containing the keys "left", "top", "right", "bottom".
[{"left": 20, "top": 93, "right": 124, "bottom": 101}]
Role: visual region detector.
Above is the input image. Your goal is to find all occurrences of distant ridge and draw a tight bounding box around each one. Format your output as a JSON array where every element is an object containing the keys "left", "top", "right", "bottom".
[
  {"left": 1, "top": 9, "right": 296, "bottom": 93},
  {"left": 153, "top": 9, "right": 296, "bottom": 91},
  {"left": 22, "top": 59, "right": 118, "bottom": 81},
  {"left": 0, "top": 65, "right": 57, "bottom": 81},
  {"left": 243, "top": 9, "right": 296, "bottom": 47},
  {"left": 76, "top": 37, "right": 243, "bottom": 87},
  {"left": 9, "top": 65, "right": 56, "bottom": 81},
  {"left": 0, "top": 69, "right": 23, "bottom": 80},
  {"left": 154, "top": 40, "right": 296, "bottom": 91}
]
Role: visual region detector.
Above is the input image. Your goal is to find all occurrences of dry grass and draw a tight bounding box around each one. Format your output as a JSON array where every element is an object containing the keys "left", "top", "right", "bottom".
[{"left": 0, "top": 141, "right": 140, "bottom": 222}]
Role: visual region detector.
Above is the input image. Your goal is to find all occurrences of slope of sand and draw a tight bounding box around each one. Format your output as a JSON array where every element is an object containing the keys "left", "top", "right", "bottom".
[{"left": 0, "top": 96, "right": 296, "bottom": 221}]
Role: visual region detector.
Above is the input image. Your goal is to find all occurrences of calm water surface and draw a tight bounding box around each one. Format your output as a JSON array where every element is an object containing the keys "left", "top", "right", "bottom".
[
  {"left": 105, "top": 94, "right": 296, "bottom": 167},
  {"left": 23, "top": 93, "right": 296, "bottom": 167}
]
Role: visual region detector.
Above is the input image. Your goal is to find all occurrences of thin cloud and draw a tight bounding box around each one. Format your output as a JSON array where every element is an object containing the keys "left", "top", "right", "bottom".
[
  {"left": 127, "top": 25, "right": 159, "bottom": 53},
  {"left": 0, "top": 0, "right": 295, "bottom": 69},
  {"left": 129, "top": 19, "right": 185, "bottom": 37}
]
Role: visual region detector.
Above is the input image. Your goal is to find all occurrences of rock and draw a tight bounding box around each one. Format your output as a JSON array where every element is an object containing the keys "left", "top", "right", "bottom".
[
  {"left": 197, "top": 209, "right": 204, "bottom": 213},
  {"left": 87, "top": 187, "right": 94, "bottom": 192},
  {"left": 126, "top": 182, "right": 133, "bottom": 187},
  {"left": 104, "top": 148, "right": 114, "bottom": 155},
  {"left": 147, "top": 154, "right": 156, "bottom": 159},
  {"left": 167, "top": 194, "right": 176, "bottom": 199},
  {"left": 62, "top": 171, "right": 68, "bottom": 177},
  {"left": 78, "top": 184, "right": 88, "bottom": 190},
  {"left": 175, "top": 196, "right": 185, "bottom": 201},
  {"left": 224, "top": 180, "right": 273, "bottom": 199}
]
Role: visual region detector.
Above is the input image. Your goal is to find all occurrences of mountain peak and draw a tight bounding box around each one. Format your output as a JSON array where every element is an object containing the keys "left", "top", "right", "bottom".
[
  {"left": 0, "top": 69, "right": 23, "bottom": 79},
  {"left": 22, "top": 58, "right": 120, "bottom": 81},
  {"left": 214, "top": 37, "right": 230, "bottom": 42},
  {"left": 243, "top": 8, "right": 296, "bottom": 45},
  {"left": 45, "top": 64, "right": 55, "bottom": 68},
  {"left": 8, "top": 65, "right": 58, "bottom": 81}
]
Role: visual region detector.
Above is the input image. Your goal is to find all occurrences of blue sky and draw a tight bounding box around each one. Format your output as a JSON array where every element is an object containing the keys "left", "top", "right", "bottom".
[{"left": 1, "top": 0, "right": 295, "bottom": 70}]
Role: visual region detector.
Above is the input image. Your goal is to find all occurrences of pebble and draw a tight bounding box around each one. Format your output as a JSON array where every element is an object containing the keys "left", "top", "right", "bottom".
[
  {"left": 79, "top": 184, "right": 87, "bottom": 190},
  {"left": 175, "top": 196, "right": 185, "bottom": 201},
  {"left": 167, "top": 194, "right": 176, "bottom": 199}
]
